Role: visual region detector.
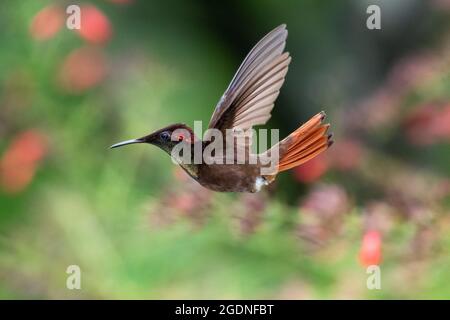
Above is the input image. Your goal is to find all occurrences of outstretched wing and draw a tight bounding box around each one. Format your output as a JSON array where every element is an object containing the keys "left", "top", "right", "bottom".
[{"left": 207, "top": 24, "right": 291, "bottom": 138}]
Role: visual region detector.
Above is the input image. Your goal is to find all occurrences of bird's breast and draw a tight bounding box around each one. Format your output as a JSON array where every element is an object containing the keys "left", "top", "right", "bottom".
[{"left": 197, "top": 164, "right": 262, "bottom": 192}]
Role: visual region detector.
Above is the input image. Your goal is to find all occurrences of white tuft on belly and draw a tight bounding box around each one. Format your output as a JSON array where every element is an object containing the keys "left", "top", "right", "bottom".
[{"left": 254, "top": 177, "right": 268, "bottom": 192}]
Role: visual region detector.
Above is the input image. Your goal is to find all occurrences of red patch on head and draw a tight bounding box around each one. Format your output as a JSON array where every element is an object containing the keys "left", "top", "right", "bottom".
[{"left": 174, "top": 131, "right": 192, "bottom": 143}]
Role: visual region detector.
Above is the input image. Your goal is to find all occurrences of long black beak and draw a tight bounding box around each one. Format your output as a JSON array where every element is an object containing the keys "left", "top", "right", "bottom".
[{"left": 110, "top": 138, "right": 144, "bottom": 149}]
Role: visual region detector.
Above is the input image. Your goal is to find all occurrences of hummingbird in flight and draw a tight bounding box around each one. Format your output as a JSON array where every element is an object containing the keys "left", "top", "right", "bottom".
[{"left": 111, "top": 24, "right": 333, "bottom": 192}]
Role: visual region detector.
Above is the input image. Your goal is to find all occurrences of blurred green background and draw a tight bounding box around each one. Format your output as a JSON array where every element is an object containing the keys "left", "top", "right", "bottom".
[{"left": 1, "top": 0, "right": 450, "bottom": 299}]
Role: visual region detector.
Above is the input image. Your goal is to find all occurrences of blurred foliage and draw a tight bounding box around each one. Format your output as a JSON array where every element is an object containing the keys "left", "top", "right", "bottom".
[{"left": 0, "top": 0, "right": 450, "bottom": 299}]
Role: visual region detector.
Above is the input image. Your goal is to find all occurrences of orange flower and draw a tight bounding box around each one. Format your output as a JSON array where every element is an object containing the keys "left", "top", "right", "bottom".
[
  {"left": 293, "top": 154, "right": 328, "bottom": 183},
  {"left": 30, "top": 5, "right": 64, "bottom": 41},
  {"left": 359, "top": 230, "right": 382, "bottom": 267},
  {"left": 0, "top": 130, "right": 48, "bottom": 194},
  {"left": 77, "top": 5, "right": 112, "bottom": 44},
  {"left": 58, "top": 46, "right": 108, "bottom": 93}
]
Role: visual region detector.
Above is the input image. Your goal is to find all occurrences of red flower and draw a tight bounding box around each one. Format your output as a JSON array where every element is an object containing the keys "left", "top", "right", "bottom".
[
  {"left": 328, "top": 138, "right": 363, "bottom": 171},
  {"left": 432, "top": 104, "right": 450, "bottom": 139},
  {"left": 30, "top": 5, "right": 64, "bottom": 41},
  {"left": 77, "top": 5, "right": 112, "bottom": 44},
  {"left": 293, "top": 154, "right": 328, "bottom": 183},
  {"left": 404, "top": 103, "right": 450, "bottom": 145},
  {"left": 359, "top": 230, "right": 382, "bottom": 267},
  {"left": 0, "top": 130, "right": 48, "bottom": 194},
  {"left": 58, "top": 46, "right": 108, "bottom": 93}
]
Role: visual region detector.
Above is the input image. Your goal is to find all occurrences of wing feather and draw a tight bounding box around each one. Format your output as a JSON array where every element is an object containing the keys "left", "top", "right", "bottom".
[{"left": 207, "top": 25, "right": 289, "bottom": 135}]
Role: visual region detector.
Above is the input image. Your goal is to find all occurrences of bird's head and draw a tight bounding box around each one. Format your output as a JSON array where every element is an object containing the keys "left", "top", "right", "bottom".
[{"left": 110, "top": 123, "right": 195, "bottom": 155}]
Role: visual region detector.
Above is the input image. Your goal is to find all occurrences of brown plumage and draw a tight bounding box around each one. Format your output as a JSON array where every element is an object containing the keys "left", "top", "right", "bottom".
[{"left": 111, "top": 24, "right": 333, "bottom": 192}]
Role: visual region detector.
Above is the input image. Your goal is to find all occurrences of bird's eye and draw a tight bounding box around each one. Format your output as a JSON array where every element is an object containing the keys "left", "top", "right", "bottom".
[{"left": 160, "top": 131, "right": 171, "bottom": 141}]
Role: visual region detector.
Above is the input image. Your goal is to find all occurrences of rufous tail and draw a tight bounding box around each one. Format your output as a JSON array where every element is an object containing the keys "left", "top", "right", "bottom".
[{"left": 264, "top": 111, "right": 333, "bottom": 178}]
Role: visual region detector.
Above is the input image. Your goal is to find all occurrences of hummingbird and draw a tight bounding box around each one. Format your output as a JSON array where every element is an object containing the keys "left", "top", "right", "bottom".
[{"left": 111, "top": 24, "right": 333, "bottom": 193}]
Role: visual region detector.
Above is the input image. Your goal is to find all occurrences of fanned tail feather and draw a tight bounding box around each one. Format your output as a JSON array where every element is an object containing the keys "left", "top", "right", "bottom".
[{"left": 265, "top": 111, "right": 333, "bottom": 176}]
